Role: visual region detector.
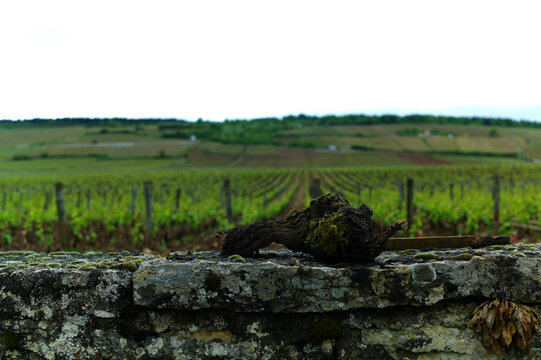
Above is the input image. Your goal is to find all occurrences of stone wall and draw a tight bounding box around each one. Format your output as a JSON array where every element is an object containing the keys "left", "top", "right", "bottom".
[{"left": 0, "top": 245, "right": 540, "bottom": 359}]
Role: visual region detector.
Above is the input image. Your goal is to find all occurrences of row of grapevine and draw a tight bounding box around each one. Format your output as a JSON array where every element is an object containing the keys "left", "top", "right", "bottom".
[
  {"left": 316, "top": 164, "right": 540, "bottom": 236},
  {"left": 0, "top": 169, "right": 300, "bottom": 250},
  {"left": 0, "top": 164, "right": 539, "bottom": 250}
]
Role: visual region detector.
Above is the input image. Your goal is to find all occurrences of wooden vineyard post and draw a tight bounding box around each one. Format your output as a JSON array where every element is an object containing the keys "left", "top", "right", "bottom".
[
  {"left": 357, "top": 184, "right": 361, "bottom": 206},
  {"left": 130, "top": 186, "right": 137, "bottom": 216},
  {"left": 493, "top": 176, "right": 500, "bottom": 234},
  {"left": 43, "top": 190, "right": 51, "bottom": 211},
  {"left": 86, "top": 189, "right": 91, "bottom": 211},
  {"left": 386, "top": 235, "right": 512, "bottom": 250},
  {"left": 54, "top": 182, "right": 69, "bottom": 249},
  {"left": 406, "top": 178, "right": 414, "bottom": 237},
  {"left": 263, "top": 193, "right": 269, "bottom": 208},
  {"left": 111, "top": 187, "right": 117, "bottom": 206},
  {"left": 309, "top": 179, "right": 321, "bottom": 199},
  {"left": 449, "top": 183, "right": 454, "bottom": 202},
  {"left": 16, "top": 188, "right": 22, "bottom": 211},
  {"left": 175, "top": 188, "right": 181, "bottom": 211},
  {"left": 101, "top": 187, "right": 107, "bottom": 207},
  {"left": 76, "top": 190, "right": 82, "bottom": 208},
  {"left": 159, "top": 184, "right": 165, "bottom": 205},
  {"left": 223, "top": 179, "right": 233, "bottom": 222},
  {"left": 144, "top": 181, "right": 153, "bottom": 248},
  {"left": 1, "top": 188, "right": 5, "bottom": 211}
]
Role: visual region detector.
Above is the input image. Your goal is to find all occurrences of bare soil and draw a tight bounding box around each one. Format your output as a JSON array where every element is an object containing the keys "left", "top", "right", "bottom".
[
  {"left": 276, "top": 172, "right": 306, "bottom": 219},
  {"left": 396, "top": 152, "right": 452, "bottom": 165}
]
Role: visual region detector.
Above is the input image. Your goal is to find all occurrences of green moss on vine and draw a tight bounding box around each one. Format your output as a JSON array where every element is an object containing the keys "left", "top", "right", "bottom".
[
  {"left": 311, "top": 214, "right": 348, "bottom": 258},
  {"left": 286, "top": 209, "right": 298, "bottom": 218}
]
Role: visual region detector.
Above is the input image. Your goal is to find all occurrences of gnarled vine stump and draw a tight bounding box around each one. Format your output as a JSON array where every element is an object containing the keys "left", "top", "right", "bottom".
[{"left": 219, "top": 194, "right": 405, "bottom": 264}]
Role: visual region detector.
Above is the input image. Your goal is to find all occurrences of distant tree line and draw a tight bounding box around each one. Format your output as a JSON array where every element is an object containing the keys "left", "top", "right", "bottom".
[
  {"left": 0, "top": 118, "right": 183, "bottom": 128},
  {"left": 281, "top": 113, "right": 541, "bottom": 128},
  {"left": 1, "top": 114, "right": 539, "bottom": 128}
]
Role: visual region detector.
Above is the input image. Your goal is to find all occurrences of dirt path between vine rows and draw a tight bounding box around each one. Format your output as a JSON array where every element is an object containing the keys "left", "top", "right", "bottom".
[
  {"left": 260, "top": 172, "right": 307, "bottom": 251},
  {"left": 275, "top": 171, "right": 306, "bottom": 219}
]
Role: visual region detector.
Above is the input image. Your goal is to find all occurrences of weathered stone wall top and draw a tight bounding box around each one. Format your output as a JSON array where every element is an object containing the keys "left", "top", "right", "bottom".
[
  {"left": 133, "top": 244, "right": 541, "bottom": 313},
  {"left": 1, "top": 245, "right": 540, "bottom": 316},
  {"left": 0, "top": 251, "right": 154, "bottom": 322},
  {"left": 1, "top": 247, "right": 540, "bottom": 359}
]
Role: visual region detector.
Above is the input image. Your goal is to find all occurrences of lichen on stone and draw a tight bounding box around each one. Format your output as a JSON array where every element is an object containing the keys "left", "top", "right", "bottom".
[
  {"left": 0, "top": 249, "right": 538, "bottom": 359},
  {"left": 78, "top": 264, "right": 98, "bottom": 271},
  {"left": 400, "top": 249, "right": 419, "bottom": 254},
  {"left": 116, "top": 261, "right": 138, "bottom": 272},
  {"left": 414, "top": 252, "right": 440, "bottom": 261},
  {"left": 411, "top": 263, "right": 437, "bottom": 285},
  {"left": 227, "top": 255, "right": 245, "bottom": 263},
  {"left": 450, "top": 254, "right": 473, "bottom": 261}
]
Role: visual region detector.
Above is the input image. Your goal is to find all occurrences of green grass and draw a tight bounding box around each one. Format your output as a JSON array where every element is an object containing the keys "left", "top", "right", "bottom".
[{"left": 0, "top": 157, "right": 177, "bottom": 176}]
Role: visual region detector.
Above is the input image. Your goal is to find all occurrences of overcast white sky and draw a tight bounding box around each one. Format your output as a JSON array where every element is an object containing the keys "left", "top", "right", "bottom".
[{"left": 0, "top": 0, "right": 540, "bottom": 121}]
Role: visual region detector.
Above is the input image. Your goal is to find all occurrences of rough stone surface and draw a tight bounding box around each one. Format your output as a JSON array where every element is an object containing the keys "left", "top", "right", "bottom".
[
  {"left": 0, "top": 246, "right": 540, "bottom": 359},
  {"left": 135, "top": 245, "right": 541, "bottom": 311}
]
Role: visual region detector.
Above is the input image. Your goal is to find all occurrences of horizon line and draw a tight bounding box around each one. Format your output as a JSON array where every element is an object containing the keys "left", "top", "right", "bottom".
[{"left": 1, "top": 111, "right": 540, "bottom": 123}]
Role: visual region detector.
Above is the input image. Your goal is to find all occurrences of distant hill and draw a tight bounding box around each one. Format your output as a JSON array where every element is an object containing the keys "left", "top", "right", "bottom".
[{"left": 0, "top": 114, "right": 540, "bottom": 173}]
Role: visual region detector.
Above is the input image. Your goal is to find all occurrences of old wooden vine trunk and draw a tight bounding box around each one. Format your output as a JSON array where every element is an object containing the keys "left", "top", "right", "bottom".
[{"left": 220, "top": 194, "right": 405, "bottom": 264}]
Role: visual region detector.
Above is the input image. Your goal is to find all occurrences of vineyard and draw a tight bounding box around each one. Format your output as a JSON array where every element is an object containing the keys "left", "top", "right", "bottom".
[{"left": 0, "top": 164, "right": 539, "bottom": 252}]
